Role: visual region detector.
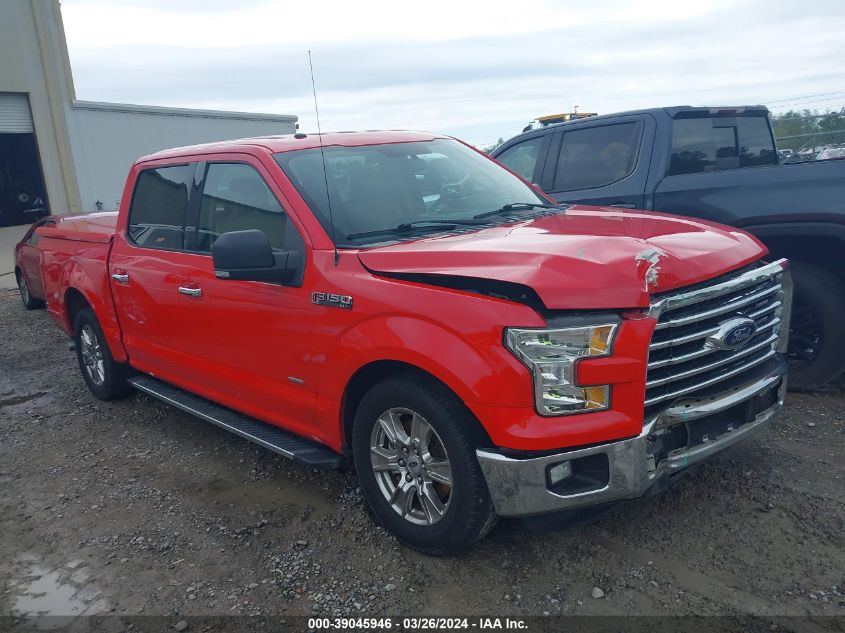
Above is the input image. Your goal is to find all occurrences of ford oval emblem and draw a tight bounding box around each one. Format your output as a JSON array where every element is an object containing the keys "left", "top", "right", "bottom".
[{"left": 707, "top": 318, "right": 757, "bottom": 351}]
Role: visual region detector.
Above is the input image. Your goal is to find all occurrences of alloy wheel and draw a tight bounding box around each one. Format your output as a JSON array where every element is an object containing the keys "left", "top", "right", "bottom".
[
  {"left": 79, "top": 324, "right": 106, "bottom": 386},
  {"left": 18, "top": 276, "right": 29, "bottom": 305},
  {"left": 369, "top": 407, "right": 453, "bottom": 526}
]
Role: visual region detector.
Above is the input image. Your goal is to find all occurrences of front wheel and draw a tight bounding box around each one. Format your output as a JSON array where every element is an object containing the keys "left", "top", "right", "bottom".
[
  {"left": 787, "top": 263, "right": 845, "bottom": 390},
  {"left": 352, "top": 375, "right": 496, "bottom": 556},
  {"left": 73, "top": 308, "right": 132, "bottom": 400}
]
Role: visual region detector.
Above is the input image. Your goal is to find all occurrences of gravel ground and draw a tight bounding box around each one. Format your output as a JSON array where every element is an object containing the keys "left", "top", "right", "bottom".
[{"left": 1, "top": 289, "right": 843, "bottom": 628}]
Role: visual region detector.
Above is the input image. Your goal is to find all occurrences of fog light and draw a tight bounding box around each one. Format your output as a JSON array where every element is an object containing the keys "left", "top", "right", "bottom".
[{"left": 548, "top": 461, "right": 573, "bottom": 485}]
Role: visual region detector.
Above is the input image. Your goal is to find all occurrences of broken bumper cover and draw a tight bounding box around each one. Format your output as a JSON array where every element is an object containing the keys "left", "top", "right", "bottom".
[{"left": 476, "top": 362, "right": 786, "bottom": 517}]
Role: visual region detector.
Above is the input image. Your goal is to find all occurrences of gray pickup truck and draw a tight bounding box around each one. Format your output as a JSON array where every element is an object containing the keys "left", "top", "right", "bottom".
[{"left": 492, "top": 106, "right": 845, "bottom": 389}]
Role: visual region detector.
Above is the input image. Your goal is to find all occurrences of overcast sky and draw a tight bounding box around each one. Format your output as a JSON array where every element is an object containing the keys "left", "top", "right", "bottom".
[{"left": 61, "top": 0, "right": 845, "bottom": 147}]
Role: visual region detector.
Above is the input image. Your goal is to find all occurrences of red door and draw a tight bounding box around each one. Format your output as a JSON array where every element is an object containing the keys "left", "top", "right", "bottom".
[
  {"left": 162, "top": 157, "right": 323, "bottom": 441},
  {"left": 108, "top": 163, "right": 204, "bottom": 383}
]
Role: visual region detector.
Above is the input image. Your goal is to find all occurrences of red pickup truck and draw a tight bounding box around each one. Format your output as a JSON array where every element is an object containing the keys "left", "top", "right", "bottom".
[{"left": 36, "top": 131, "right": 791, "bottom": 555}]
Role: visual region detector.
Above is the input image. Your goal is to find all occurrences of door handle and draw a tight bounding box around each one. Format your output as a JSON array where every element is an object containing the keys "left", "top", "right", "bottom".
[
  {"left": 178, "top": 286, "right": 202, "bottom": 297},
  {"left": 111, "top": 273, "right": 129, "bottom": 283}
]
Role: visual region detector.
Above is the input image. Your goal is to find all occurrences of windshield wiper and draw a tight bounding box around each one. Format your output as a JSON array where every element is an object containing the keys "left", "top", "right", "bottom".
[
  {"left": 473, "top": 202, "right": 559, "bottom": 220},
  {"left": 346, "top": 205, "right": 561, "bottom": 241},
  {"left": 346, "top": 218, "right": 485, "bottom": 241}
]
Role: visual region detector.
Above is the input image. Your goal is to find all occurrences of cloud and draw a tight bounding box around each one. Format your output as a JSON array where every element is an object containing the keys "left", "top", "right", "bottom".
[{"left": 61, "top": 0, "right": 845, "bottom": 146}]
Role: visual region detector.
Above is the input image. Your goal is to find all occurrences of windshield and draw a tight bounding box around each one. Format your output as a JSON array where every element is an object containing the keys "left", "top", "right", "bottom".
[{"left": 274, "top": 138, "right": 547, "bottom": 247}]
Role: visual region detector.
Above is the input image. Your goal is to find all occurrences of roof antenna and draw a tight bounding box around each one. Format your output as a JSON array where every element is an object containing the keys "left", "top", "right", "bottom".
[{"left": 308, "top": 50, "right": 339, "bottom": 265}]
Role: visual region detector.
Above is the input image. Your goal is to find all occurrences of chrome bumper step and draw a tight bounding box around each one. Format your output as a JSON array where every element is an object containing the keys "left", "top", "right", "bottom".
[{"left": 128, "top": 375, "right": 344, "bottom": 469}]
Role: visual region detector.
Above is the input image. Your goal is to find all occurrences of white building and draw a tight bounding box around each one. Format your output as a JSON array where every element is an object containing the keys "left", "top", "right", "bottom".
[{"left": 0, "top": 0, "right": 298, "bottom": 227}]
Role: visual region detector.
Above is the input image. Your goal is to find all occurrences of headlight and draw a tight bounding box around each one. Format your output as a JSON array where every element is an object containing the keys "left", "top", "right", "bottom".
[{"left": 505, "top": 324, "right": 617, "bottom": 416}]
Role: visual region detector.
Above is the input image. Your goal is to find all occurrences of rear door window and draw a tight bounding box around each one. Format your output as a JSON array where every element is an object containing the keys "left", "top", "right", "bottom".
[
  {"left": 553, "top": 122, "right": 641, "bottom": 190},
  {"left": 127, "top": 165, "right": 193, "bottom": 250},
  {"left": 495, "top": 136, "right": 545, "bottom": 182},
  {"left": 196, "top": 162, "right": 304, "bottom": 255}
]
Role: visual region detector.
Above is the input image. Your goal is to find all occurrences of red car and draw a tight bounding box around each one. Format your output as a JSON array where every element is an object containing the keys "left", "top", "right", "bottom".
[
  {"left": 13, "top": 216, "right": 57, "bottom": 309},
  {"left": 35, "top": 131, "right": 791, "bottom": 554}
]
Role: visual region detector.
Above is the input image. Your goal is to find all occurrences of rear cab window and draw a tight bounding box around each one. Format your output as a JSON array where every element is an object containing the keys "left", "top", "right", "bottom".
[
  {"left": 669, "top": 116, "right": 777, "bottom": 175},
  {"left": 127, "top": 165, "right": 193, "bottom": 250}
]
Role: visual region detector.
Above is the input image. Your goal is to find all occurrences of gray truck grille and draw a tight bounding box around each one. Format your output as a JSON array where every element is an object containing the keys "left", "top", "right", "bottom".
[{"left": 644, "top": 260, "right": 788, "bottom": 409}]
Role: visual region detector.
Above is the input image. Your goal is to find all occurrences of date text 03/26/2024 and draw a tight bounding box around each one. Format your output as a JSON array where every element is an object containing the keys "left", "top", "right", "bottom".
[{"left": 307, "top": 617, "right": 528, "bottom": 630}]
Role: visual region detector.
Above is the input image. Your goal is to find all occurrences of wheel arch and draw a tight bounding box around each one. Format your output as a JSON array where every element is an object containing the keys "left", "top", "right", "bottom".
[
  {"left": 339, "top": 360, "right": 494, "bottom": 456},
  {"left": 321, "top": 314, "right": 532, "bottom": 454},
  {"left": 747, "top": 222, "right": 845, "bottom": 282},
  {"left": 61, "top": 284, "right": 129, "bottom": 363},
  {"left": 65, "top": 287, "right": 91, "bottom": 327}
]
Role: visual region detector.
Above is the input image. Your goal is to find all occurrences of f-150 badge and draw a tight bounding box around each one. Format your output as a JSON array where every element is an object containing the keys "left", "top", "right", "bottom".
[{"left": 312, "top": 292, "right": 353, "bottom": 310}]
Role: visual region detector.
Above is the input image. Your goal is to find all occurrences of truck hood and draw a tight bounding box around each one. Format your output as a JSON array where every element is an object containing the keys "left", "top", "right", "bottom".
[{"left": 357, "top": 206, "right": 767, "bottom": 310}]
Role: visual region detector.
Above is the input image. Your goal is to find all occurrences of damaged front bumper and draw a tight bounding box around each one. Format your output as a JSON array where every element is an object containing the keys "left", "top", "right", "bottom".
[{"left": 476, "top": 362, "right": 786, "bottom": 517}]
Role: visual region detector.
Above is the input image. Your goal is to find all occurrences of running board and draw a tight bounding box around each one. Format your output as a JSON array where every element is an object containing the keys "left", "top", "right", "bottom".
[{"left": 128, "top": 375, "right": 344, "bottom": 469}]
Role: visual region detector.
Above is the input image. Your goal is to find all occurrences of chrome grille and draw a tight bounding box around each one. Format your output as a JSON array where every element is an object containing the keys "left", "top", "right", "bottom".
[{"left": 645, "top": 260, "right": 789, "bottom": 409}]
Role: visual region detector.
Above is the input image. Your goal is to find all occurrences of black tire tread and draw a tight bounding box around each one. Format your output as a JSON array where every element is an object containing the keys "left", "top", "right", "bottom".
[
  {"left": 73, "top": 308, "right": 133, "bottom": 400},
  {"left": 16, "top": 270, "right": 44, "bottom": 310},
  {"left": 788, "top": 262, "right": 845, "bottom": 391}
]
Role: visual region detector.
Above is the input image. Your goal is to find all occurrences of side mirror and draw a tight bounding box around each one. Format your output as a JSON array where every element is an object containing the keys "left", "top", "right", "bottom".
[{"left": 212, "top": 229, "right": 300, "bottom": 282}]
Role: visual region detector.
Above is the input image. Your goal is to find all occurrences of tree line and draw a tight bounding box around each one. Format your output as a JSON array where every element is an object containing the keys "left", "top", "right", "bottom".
[{"left": 770, "top": 107, "right": 845, "bottom": 139}]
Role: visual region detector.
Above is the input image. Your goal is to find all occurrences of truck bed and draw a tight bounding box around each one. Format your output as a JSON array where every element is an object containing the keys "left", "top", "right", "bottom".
[
  {"left": 651, "top": 156, "right": 845, "bottom": 228},
  {"left": 37, "top": 212, "right": 119, "bottom": 243},
  {"left": 36, "top": 212, "right": 123, "bottom": 358}
]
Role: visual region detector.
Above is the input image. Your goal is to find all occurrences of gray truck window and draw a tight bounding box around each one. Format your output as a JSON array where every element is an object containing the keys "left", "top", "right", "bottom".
[
  {"left": 196, "top": 162, "right": 303, "bottom": 254},
  {"left": 737, "top": 117, "right": 777, "bottom": 167},
  {"left": 553, "top": 123, "right": 640, "bottom": 191},
  {"left": 670, "top": 117, "right": 776, "bottom": 175},
  {"left": 670, "top": 119, "right": 731, "bottom": 175},
  {"left": 495, "top": 136, "right": 544, "bottom": 181},
  {"left": 128, "top": 165, "right": 192, "bottom": 250}
]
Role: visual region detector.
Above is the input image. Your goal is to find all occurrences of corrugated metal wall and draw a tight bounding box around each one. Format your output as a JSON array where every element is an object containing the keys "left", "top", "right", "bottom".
[
  {"left": 0, "top": 93, "right": 34, "bottom": 133},
  {"left": 67, "top": 105, "right": 297, "bottom": 212}
]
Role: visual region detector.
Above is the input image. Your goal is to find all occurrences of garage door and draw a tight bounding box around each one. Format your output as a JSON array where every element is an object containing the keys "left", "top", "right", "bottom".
[{"left": 0, "top": 93, "right": 34, "bottom": 133}]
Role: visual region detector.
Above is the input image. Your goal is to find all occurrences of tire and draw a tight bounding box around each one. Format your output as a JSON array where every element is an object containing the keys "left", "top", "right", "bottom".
[
  {"left": 73, "top": 308, "right": 132, "bottom": 400},
  {"left": 16, "top": 270, "right": 44, "bottom": 310},
  {"left": 352, "top": 374, "right": 497, "bottom": 556},
  {"left": 787, "top": 262, "right": 845, "bottom": 390}
]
